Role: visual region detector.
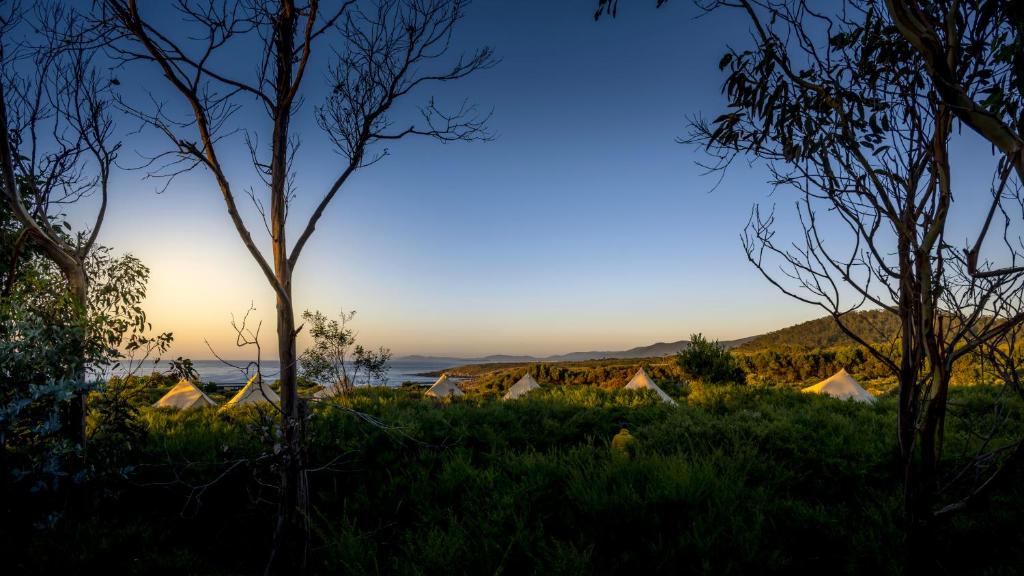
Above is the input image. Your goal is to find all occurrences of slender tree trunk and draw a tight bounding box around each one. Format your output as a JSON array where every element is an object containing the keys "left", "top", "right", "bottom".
[
  {"left": 904, "top": 256, "right": 950, "bottom": 572},
  {"left": 66, "top": 264, "right": 89, "bottom": 450},
  {"left": 897, "top": 281, "right": 924, "bottom": 570},
  {"left": 905, "top": 111, "right": 954, "bottom": 575},
  {"left": 267, "top": 3, "right": 304, "bottom": 571},
  {"left": 269, "top": 279, "right": 304, "bottom": 573}
]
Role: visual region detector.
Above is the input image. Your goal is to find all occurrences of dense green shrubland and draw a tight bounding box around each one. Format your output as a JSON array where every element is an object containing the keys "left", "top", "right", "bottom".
[
  {"left": 464, "top": 342, "right": 999, "bottom": 401},
  {"left": 468, "top": 361, "right": 687, "bottom": 397},
  {"left": 736, "top": 310, "right": 902, "bottom": 351},
  {"left": 7, "top": 384, "right": 1023, "bottom": 574}
]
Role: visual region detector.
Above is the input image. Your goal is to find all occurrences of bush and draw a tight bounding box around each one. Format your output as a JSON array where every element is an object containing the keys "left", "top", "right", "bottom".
[
  {"left": 8, "top": 384, "right": 1024, "bottom": 575},
  {"left": 677, "top": 333, "right": 746, "bottom": 385},
  {"left": 88, "top": 377, "right": 149, "bottom": 468}
]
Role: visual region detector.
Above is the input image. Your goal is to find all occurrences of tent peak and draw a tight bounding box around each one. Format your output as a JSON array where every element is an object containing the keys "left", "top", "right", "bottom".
[
  {"left": 425, "top": 373, "right": 463, "bottom": 398},
  {"left": 503, "top": 373, "right": 540, "bottom": 400},
  {"left": 153, "top": 378, "right": 216, "bottom": 410},
  {"left": 624, "top": 368, "right": 676, "bottom": 405},
  {"left": 802, "top": 369, "right": 875, "bottom": 403}
]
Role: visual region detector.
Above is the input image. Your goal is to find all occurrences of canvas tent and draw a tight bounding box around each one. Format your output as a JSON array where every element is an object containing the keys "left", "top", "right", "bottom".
[
  {"left": 801, "top": 369, "right": 876, "bottom": 403},
  {"left": 503, "top": 373, "right": 540, "bottom": 400},
  {"left": 220, "top": 373, "right": 280, "bottom": 410},
  {"left": 624, "top": 367, "right": 677, "bottom": 405},
  {"left": 153, "top": 378, "right": 216, "bottom": 410},
  {"left": 424, "top": 373, "right": 463, "bottom": 398}
]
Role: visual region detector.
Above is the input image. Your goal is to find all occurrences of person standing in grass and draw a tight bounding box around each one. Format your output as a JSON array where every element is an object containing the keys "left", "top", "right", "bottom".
[{"left": 612, "top": 422, "right": 637, "bottom": 460}]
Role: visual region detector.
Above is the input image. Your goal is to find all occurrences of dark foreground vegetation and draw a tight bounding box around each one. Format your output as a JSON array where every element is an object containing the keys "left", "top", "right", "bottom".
[{"left": 7, "top": 383, "right": 1023, "bottom": 575}]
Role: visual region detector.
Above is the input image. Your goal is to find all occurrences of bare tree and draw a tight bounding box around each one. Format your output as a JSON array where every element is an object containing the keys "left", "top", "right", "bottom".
[
  {"left": 0, "top": 3, "right": 121, "bottom": 446},
  {"left": 592, "top": 0, "right": 669, "bottom": 20},
  {"left": 687, "top": 0, "right": 1024, "bottom": 565},
  {"left": 98, "top": 0, "right": 495, "bottom": 569}
]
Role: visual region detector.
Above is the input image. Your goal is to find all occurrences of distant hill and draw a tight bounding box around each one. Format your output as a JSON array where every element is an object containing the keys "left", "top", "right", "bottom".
[
  {"left": 397, "top": 310, "right": 900, "bottom": 368},
  {"left": 544, "top": 336, "right": 755, "bottom": 361},
  {"left": 737, "top": 309, "right": 900, "bottom": 351},
  {"left": 398, "top": 336, "right": 756, "bottom": 366}
]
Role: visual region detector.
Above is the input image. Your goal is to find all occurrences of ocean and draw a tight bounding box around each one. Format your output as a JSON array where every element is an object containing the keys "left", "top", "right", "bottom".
[{"left": 105, "top": 358, "right": 464, "bottom": 386}]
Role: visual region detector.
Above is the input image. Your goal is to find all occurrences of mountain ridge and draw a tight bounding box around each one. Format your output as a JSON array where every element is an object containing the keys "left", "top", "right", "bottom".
[
  {"left": 397, "top": 335, "right": 757, "bottom": 365},
  {"left": 736, "top": 309, "right": 900, "bottom": 351},
  {"left": 398, "top": 310, "right": 898, "bottom": 365}
]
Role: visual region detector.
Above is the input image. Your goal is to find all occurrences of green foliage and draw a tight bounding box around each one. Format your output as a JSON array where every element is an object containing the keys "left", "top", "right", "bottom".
[
  {"left": 467, "top": 359, "right": 685, "bottom": 398},
  {"left": 733, "top": 342, "right": 998, "bottom": 397},
  {"left": 86, "top": 247, "right": 174, "bottom": 372},
  {"left": 0, "top": 378, "right": 86, "bottom": 495},
  {"left": 735, "top": 344, "right": 887, "bottom": 383},
  {"left": 8, "top": 385, "right": 1024, "bottom": 574},
  {"left": 87, "top": 377, "right": 148, "bottom": 471},
  {"left": 738, "top": 310, "right": 901, "bottom": 351},
  {"left": 434, "top": 337, "right": 995, "bottom": 403},
  {"left": 1, "top": 240, "right": 170, "bottom": 526},
  {"left": 165, "top": 357, "right": 199, "bottom": 383},
  {"left": 300, "top": 309, "right": 392, "bottom": 393},
  {"left": 1, "top": 261, "right": 92, "bottom": 502},
  {"left": 676, "top": 333, "right": 746, "bottom": 385}
]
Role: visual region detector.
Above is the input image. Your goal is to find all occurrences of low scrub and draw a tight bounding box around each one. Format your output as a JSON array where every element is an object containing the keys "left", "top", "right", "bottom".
[{"left": 7, "top": 385, "right": 1024, "bottom": 574}]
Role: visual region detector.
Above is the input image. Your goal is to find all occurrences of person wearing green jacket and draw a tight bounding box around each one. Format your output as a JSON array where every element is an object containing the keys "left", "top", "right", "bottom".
[{"left": 611, "top": 424, "right": 637, "bottom": 460}]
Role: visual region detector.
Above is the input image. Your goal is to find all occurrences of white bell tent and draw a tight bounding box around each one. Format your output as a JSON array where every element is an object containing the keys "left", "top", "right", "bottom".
[
  {"left": 220, "top": 373, "right": 280, "bottom": 410},
  {"left": 801, "top": 369, "right": 876, "bottom": 403},
  {"left": 503, "top": 373, "right": 541, "bottom": 400},
  {"left": 424, "top": 373, "right": 464, "bottom": 398},
  {"left": 624, "top": 367, "right": 677, "bottom": 405},
  {"left": 153, "top": 378, "right": 216, "bottom": 410}
]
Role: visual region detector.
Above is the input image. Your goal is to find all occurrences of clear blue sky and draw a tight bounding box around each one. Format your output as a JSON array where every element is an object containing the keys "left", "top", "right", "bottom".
[{"left": 82, "top": 0, "right": 999, "bottom": 359}]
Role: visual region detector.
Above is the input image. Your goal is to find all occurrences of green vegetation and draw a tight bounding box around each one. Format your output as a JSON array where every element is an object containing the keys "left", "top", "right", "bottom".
[
  {"left": 676, "top": 333, "right": 745, "bottom": 385},
  {"left": 738, "top": 310, "right": 901, "bottom": 351},
  {"left": 449, "top": 332, "right": 997, "bottom": 403},
  {"left": 8, "top": 384, "right": 1024, "bottom": 574},
  {"left": 300, "top": 309, "right": 392, "bottom": 392},
  {"left": 437, "top": 348, "right": 884, "bottom": 399},
  {"left": 464, "top": 359, "right": 687, "bottom": 398}
]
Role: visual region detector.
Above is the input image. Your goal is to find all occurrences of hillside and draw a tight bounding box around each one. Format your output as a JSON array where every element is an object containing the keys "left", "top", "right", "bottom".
[
  {"left": 737, "top": 310, "right": 900, "bottom": 351},
  {"left": 400, "top": 335, "right": 755, "bottom": 367},
  {"left": 406, "top": 311, "right": 903, "bottom": 380},
  {"left": 416, "top": 356, "right": 670, "bottom": 379},
  {"left": 547, "top": 335, "right": 755, "bottom": 361}
]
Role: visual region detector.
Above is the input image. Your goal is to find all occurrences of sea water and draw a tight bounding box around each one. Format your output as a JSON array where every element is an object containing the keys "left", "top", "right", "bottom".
[{"left": 104, "top": 358, "right": 465, "bottom": 386}]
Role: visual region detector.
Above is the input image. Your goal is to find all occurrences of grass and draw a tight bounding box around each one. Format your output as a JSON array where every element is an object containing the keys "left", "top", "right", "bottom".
[{"left": 9, "top": 384, "right": 1024, "bottom": 574}]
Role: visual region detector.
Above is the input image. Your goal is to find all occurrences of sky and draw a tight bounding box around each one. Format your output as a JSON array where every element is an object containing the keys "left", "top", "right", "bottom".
[{"left": 67, "top": 0, "right": 1003, "bottom": 359}]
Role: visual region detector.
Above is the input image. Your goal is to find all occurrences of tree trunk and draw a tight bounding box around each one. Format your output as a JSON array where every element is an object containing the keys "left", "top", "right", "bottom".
[
  {"left": 66, "top": 264, "right": 89, "bottom": 451},
  {"left": 904, "top": 464, "right": 934, "bottom": 575},
  {"left": 268, "top": 281, "right": 305, "bottom": 574},
  {"left": 904, "top": 112, "right": 954, "bottom": 575},
  {"left": 267, "top": 5, "right": 303, "bottom": 572},
  {"left": 897, "top": 288, "right": 931, "bottom": 572}
]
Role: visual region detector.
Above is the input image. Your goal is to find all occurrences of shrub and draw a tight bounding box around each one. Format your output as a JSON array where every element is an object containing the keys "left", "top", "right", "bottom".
[
  {"left": 8, "top": 384, "right": 1023, "bottom": 575},
  {"left": 677, "top": 333, "right": 746, "bottom": 385},
  {"left": 88, "top": 377, "right": 149, "bottom": 467}
]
